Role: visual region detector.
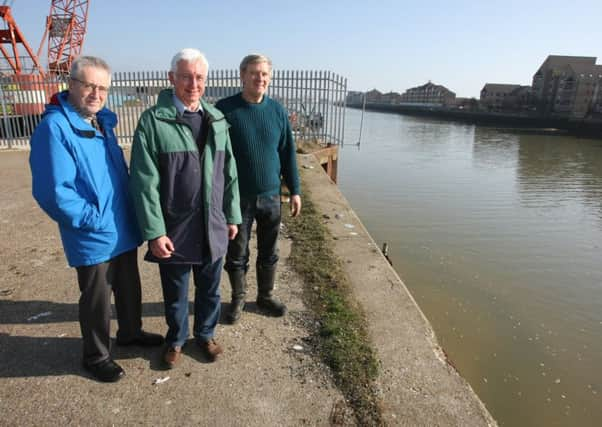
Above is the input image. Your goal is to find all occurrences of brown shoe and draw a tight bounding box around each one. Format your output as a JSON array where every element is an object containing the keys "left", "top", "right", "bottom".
[
  {"left": 198, "top": 338, "right": 223, "bottom": 362},
  {"left": 163, "top": 346, "right": 182, "bottom": 369}
]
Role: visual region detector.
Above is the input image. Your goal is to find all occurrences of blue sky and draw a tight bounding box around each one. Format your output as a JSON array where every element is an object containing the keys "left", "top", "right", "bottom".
[{"left": 9, "top": 0, "right": 602, "bottom": 97}]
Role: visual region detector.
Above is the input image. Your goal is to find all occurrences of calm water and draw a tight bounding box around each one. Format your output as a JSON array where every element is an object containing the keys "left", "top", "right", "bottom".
[{"left": 338, "top": 109, "right": 602, "bottom": 427}]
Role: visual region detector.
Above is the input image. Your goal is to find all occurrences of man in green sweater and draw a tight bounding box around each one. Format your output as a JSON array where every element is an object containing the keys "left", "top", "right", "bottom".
[{"left": 216, "top": 54, "right": 301, "bottom": 324}]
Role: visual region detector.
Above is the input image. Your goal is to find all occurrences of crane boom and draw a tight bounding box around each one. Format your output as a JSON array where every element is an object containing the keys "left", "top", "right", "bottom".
[{"left": 45, "top": 0, "right": 90, "bottom": 76}]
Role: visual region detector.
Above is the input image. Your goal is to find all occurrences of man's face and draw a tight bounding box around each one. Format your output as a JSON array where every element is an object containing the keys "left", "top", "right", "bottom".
[
  {"left": 169, "top": 59, "right": 207, "bottom": 108},
  {"left": 241, "top": 61, "right": 271, "bottom": 100},
  {"left": 68, "top": 66, "right": 111, "bottom": 116}
]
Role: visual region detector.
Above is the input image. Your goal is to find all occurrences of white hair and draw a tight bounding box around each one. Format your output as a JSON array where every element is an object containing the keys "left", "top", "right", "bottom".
[{"left": 170, "top": 48, "right": 209, "bottom": 72}]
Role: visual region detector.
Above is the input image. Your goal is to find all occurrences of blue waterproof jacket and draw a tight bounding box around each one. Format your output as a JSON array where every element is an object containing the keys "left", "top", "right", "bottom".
[{"left": 30, "top": 91, "right": 142, "bottom": 267}]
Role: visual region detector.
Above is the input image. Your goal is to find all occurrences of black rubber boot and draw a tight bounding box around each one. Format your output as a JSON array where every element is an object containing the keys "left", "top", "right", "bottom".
[
  {"left": 226, "top": 270, "right": 247, "bottom": 324},
  {"left": 256, "top": 265, "right": 287, "bottom": 317}
]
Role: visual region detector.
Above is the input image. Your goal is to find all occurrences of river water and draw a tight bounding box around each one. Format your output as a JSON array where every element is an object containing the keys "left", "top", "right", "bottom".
[{"left": 337, "top": 108, "right": 602, "bottom": 427}]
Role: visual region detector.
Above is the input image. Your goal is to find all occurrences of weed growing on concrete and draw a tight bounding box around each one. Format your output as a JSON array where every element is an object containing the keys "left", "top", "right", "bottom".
[{"left": 284, "top": 186, "right": 384, "bottom": 426}]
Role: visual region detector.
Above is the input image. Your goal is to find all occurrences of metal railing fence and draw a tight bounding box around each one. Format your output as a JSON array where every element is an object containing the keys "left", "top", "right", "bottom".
[{"left": 0, "top": 69, "right": 347, "bottom": 149}]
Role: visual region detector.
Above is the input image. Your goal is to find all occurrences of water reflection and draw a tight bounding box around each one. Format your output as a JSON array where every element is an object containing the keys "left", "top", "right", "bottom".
[
  {"left": 472, "top": 127, "right": 519, "bottom": 170},
  {"left": 339, "top": 108, "right": 602, "bottom": 427},
  {"left": 515, "top": 134, "right": 602, "bottom": 222}
]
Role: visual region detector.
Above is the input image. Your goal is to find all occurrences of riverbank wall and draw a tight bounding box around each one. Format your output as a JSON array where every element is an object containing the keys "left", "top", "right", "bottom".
[{"left": 348, "top": 102, "right": 602, "bottom": 138}]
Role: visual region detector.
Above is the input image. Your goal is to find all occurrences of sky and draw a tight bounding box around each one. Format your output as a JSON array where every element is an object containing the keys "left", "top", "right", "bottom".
[{"left": 6, "top": 0, "right": 602, "bottom": 98}]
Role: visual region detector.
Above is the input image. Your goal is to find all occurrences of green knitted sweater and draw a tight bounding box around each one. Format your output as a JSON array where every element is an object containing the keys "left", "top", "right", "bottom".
[{"left": 216, "top": 93, "right": 300, "bottom": 198}]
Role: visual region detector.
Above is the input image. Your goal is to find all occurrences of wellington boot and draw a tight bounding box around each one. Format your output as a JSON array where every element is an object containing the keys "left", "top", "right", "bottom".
[
  {"left": 257, "top": 296, "right": 287, "bottom": 317},
  {"left": 226, "top": 297, "right": 245, "bottom": 324},
  {"left": 226, "top": 270, "right": 247, "bottom": 324},
  {"left": 256, "top": 265, "right": 287, "bottom": 317}
]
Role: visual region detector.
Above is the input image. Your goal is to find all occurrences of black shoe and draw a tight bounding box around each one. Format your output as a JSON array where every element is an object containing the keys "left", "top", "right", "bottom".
[
  {"left": 256, "top": 297, "right": 287, "bottom": 317},
  {"left": 116, "top": 330, "right": 164, "bottom": 347},
  {"left": 83, "top": 359, "right": 124, "bottom": 382}
]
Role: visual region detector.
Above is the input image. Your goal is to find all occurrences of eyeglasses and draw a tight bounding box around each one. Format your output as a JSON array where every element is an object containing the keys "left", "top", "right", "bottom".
[
  {"left": 70, "top": 77, "right": 110, "bottom": 94},
  {"left": 175, "top": 73, "right": 206, "bottom": 84}
]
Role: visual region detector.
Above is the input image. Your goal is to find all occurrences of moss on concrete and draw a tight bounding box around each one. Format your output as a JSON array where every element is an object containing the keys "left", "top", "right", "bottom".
[{"left": 284, "top": 184, "right": 384, "bottom": 426}]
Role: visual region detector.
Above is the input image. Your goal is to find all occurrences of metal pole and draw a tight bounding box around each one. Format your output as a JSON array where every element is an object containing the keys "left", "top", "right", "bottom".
[
  {"left": 0, "top": 79, "right": 15, "bottom": 149},
  {"left": 357, "top": 90, "right": 366, "bottom": 146},
  {"left": 0, "top": 84, "right": 11, "bottom": 149},
  {"left": 338, "top": 76, "right": 347, "bottom": 145},
  {"left": 334, "top": 75, "right": 342, "bottom": 145}
]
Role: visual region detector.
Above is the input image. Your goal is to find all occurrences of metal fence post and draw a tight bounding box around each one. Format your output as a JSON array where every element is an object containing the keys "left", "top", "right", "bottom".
[{"left": 0, "top": 83, "right": 13, "bottom": 149}]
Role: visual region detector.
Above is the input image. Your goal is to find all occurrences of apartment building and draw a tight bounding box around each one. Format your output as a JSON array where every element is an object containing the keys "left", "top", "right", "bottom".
[
  {"left": 381, "top": 91, "right": 402, "bottom": 104},
  {"left": 346, "top": 91, "right": 364, "bottom": 105},
  {"left": 400, "top": 81, "right": 455, "bottom": 106},
  {"left": 532, "top": 55, "right": 597, "bottom": 114},
  {"left": 365, "top": 89, "right": 383, "bottom": 103},
  {"left": 480, "top": 84, "right": 531, "bottom": 111},
  {"left": 480, "top": 84, "right": 520, "bottom": 109},
  {"left": 553, "top": 63, "right": 602, "bottom": 117}
]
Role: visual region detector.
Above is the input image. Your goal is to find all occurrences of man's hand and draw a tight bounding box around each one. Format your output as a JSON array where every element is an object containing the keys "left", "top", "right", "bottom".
[
  {"left": 150, "top": 235, "right": 174, "bottom": 258},
  {"left": 227, "top": 224, "right": 238, "bottom": 240},
  {"left": 290, "top": 194, "right": 302, "bottom": 217}
]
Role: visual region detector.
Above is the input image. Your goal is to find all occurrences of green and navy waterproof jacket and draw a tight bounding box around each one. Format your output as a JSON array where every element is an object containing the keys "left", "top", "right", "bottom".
[{"left": 129, "top": 89, "right": 241, "bottom": 264}]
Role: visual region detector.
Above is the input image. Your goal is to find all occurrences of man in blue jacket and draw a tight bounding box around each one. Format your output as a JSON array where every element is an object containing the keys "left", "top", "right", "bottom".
[{"left": 29, "top": 56, "right": 163, "bottom": 383}]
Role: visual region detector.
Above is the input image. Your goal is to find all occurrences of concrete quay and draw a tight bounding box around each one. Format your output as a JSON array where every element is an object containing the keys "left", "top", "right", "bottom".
[{"left": 0, "top": 150, "right": 496, "bottom": 426}]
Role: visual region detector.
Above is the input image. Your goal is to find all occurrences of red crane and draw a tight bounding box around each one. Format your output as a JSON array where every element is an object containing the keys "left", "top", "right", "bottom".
[
  {"left": 39, "top": 0, "right": 90, "bottom": 76},
  {"left": 0, "top": 0, "right": 90, "bottom": 77},
  {"left": 0, "top": 3, "right": 46, "bottom": 76}
]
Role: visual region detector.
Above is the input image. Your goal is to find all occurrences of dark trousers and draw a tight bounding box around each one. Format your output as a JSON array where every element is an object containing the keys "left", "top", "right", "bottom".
[
  {"left": 159, "top": 257, "right": 223, "bottom": 347},
  {"left": 75, "top": 249, "right": 142, "bottom": 365},
  {"left": 225, "top": 195, "right": 281, "bottom": 274}
]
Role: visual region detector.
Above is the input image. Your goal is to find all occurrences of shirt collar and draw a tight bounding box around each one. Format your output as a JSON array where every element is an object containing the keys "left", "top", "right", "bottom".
[{"left": 173, "top": 94, "right": 203, "bottom": 115}]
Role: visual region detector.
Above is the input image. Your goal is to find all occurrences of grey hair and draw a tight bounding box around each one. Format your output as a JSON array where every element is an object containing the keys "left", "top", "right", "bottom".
[
  {"left": 70, "top": 56, "right": 111, "bottom": 79},
  {"left": 239, "top": 54, "right": 272, "bottom": 73},
  {"left": 170, "top": 48, "right": 209, "bottom": 72}
]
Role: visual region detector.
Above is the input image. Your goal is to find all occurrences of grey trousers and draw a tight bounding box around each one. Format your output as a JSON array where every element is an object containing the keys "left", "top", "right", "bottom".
[{"left": 75, "top": 249, "right": 142, "bottom": 365}]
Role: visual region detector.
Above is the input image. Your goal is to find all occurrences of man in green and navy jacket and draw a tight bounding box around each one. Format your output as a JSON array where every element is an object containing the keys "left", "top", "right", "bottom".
[{"left": 129, "top": 49, "right": 241, "bottom": 368}]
